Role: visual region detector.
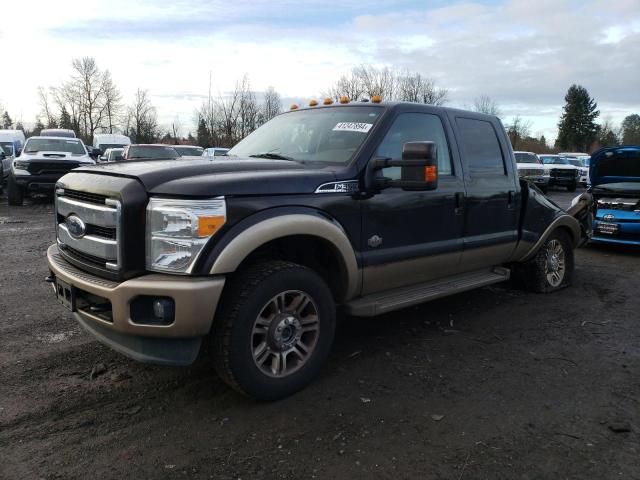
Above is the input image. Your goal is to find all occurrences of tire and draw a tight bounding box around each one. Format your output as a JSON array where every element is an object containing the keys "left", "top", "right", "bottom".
[
  {"left": 567, "top": 183, "right": 577, "bottom": 192},
  {"left": 212, "top": 260, "right": 336, "bottom": 401},
  {"left": 520, "top": 229, "right": 574, "bottom": 293},
  {"left": 7, "top": 175, "right": 24, "bottom": 206}
]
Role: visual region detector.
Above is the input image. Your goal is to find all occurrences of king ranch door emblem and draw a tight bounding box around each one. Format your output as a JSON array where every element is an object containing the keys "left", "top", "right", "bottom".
[{"left": 368, "top": 235, "right": 383, "bottom": 248}]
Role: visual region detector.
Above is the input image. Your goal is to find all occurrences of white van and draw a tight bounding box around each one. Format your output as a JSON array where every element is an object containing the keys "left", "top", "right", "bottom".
[{"left": 93, "top": 133, "right": 131, "bottom": 155}]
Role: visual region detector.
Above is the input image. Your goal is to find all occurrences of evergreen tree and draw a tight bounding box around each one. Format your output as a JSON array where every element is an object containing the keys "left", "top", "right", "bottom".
[
  {"left": 196, "top": 117, "right": 210, "bottom": 148},
  {"left": 15, "top": 121, "right": 24, "bottom": 132},
  {"left": 34, "top": 118, "right": 45, "bottom": 135},
  {"left": 59, "top": 106, "right": 73, "bottom": 130},
  {"left": 539, "top": 135, "right": 547, "bottom": 148},
  {"left": 621, "top": 114, "right": 640, "bottom": 144},
  {"left": 2, "top": 111, "right": 13, "bottom": 129},
  {"left": 556, "top": 84, "right": 599, "bottom": 152}
]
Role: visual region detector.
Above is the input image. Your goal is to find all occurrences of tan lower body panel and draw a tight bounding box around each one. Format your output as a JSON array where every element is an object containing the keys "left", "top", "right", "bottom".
[{"left": 47, "top": 245, "right": 225, "bottom": 338}]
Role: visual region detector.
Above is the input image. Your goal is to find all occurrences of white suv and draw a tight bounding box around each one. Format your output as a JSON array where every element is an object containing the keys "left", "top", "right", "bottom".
[{"left": 514, "top": 151, "right": 550, "bottom": 192}]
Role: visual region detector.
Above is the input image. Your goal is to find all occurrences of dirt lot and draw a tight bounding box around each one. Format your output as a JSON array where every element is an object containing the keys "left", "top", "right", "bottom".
[{"left": 1, "top": 188, "right": 639, "bottom": 480}]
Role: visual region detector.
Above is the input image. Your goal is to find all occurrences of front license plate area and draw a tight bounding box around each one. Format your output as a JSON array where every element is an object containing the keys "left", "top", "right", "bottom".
[
  {"left": 597, "top": 222, "right": 619, "bottom": 235},
  {"left": 55, "top": 278, "right": 76, "bottom": 311}
]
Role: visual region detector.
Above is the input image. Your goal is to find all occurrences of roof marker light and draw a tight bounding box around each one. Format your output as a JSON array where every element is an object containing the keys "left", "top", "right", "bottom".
[
  {"left": 323, "top": 98, "right": 333, "bottom": 105},
  {"left": 290, "top": 104, "right": 299, "bottom": 110},
  {"left": 309, "top": 99, "right": 318, "bottom": 107},
  {"left": 339, "top": 96, "right": 350, "bottom": 104},
  {"left": 371, "top": 95, "right": 382, "bottom": 103}
]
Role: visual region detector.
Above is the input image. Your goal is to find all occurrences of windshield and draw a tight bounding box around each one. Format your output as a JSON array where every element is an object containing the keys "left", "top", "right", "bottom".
[
  {"left": 174, "top": 146, "right": 204, "bottom": 156},
  {"left": 24, "top": 138, "right": 86, "bottom": 155},
  {"left": 0, "top": 142, "right": 14, "bottom": 156},
  {"left": 228, "top": 106, "right": 384, "bottom": 164},
  {"left": 515, "top": 153, "right": 540, "bottom": 164},
  {"left": 540, "top": 156, "right": 570, "bottom": 165},
  {"left": 213, "top": 149, "right": 229, "bottom": 156},
  {"left": 566, "top": 158, "right": 583, "bottom": 167},
  {"left": 108, "top": 149, "right": 124, "bottom": 161},
  {"left": 126, "top": 146, "right": 178, "bottom": 160}
]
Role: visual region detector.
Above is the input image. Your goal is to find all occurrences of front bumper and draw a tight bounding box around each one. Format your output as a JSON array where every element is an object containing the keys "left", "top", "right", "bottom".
[
  {"left": 47, "top": 244, "right": 226, "bottom": 365},
  {"left": 14, "top": 173, "right": 64, "bottom": 191},
  {"left": 592, "top": 210, "right": 640, "bottom": 246},
  {"left": 525, "top": 176, "right": 550, "bottom": 186},
  {"left": 549, "top": 176, "right": 577, "bottom": 187}
]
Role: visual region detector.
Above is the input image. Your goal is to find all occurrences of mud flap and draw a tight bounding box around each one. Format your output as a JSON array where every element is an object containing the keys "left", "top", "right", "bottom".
[{"left": 566, "top": 192, "right": 594, "bottom": 246}]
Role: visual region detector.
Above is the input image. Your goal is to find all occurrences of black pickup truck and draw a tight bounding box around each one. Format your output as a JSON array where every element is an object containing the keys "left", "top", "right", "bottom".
[{"left": 46, "top": 101, "right": 592, "bottom": 400}]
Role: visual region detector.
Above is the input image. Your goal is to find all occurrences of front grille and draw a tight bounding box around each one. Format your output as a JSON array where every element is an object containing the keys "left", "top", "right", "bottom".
[
  {"left": 597, "top": 197, "right": 640, "bottom": 211},
  {"left": 518, "top": 168, "right": 543, "bottom": 177},
  {"left": 27, "top": 161, "right": 80, "bottom": 175},
  {"left": 551, "top": 168, "right": 575, "bottom": 178},
  {"left": 63, "top": 245, "right": 107, "bottom": 268},
  {"left": 62, "top": 189, "right": 108, "bottom": 205},
  {"left": 56, "top": 189, "right": 121, "bottom": 274},
  {"left": 86, "top": 225, "right": 117, "bottom": 240}
]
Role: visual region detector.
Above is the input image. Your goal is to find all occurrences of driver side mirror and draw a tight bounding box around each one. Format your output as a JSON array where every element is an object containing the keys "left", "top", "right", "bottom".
[
  {"left": 91, "top": 148, "right": 102, "bottom": 158},
  {"left": 366, "top": 141, "right": 438, "bottom": 192}
]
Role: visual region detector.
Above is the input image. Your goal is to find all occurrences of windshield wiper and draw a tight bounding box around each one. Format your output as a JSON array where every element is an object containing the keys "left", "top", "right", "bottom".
[{"left": 249, "top": 153, "right": 296, "bottom": 161}]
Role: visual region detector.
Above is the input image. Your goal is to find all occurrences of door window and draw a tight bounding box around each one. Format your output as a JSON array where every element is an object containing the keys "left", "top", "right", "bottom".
[
  {"left": 375, "top": 113, "right": 452, "bottom": 180},
  {"left": 456, "top": 118, "right": 506, "bottom": 175}
]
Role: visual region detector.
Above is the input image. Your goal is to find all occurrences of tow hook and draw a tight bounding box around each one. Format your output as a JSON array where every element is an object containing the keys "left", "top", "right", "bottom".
[{"left": 45, "top": 274, "right": 56, "bottom": 283}]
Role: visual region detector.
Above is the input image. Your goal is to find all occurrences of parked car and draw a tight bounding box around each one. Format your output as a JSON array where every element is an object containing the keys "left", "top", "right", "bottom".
[
  {"left": 8, "top": 136, "right": 95, "bottom": 205},
  {"left": 40, "top": 129, "right": 76, "bottom": 138},
  {"left": 560, "top": 153, "right": 590, "bottom": 186},
  {"left": 121, "top": 144, "right": 179, "bottom": 160},
  {"left": 203, "top": 147, "right": 230, "bottom": 158},
  {"left": 0, "top": 129, "right": 26, "bottom": 181},
  {"left": 46, "top": 101, "right": 592, "bottom": 400},
  {"left": 539, "top": 154, "right": 580, "bottom": 191},
  {"left": 93, "top": 133, "right": 131, "bottom": 155},
  {"left": 588, "top": 145, "right": 640, "bottom": 245},
  {"left": 174, "top": 145, "right": 204, "bottom": 157},
  {"left": 101, "top": 148, "right": 124, "bottom": 162},
  {"left": 514, "top": 151, "right": 550, "bottom": 192}
]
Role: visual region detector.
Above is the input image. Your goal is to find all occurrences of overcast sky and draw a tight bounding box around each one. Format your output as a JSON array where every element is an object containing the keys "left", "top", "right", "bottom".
[{"left": 1, "top": 0, "right": 639, "bottom": 141}]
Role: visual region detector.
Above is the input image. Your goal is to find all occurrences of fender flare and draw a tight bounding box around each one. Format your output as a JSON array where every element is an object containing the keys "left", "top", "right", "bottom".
[
  {"left": 208, "top": 213, "right": 360, "bottom": 300},
  {"left": 518, "top": 214, "right": 581, "bottom": 262}
]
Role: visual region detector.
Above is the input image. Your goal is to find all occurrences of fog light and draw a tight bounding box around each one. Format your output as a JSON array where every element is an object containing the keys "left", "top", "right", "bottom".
[{"left": 130, "top": 296, "right": 175, "bottom": 325}]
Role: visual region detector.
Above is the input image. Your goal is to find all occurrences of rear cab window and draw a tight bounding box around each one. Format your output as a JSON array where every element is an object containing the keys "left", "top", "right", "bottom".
[{"left": 456, "top": 117, "right": 506, "bottom": 176}]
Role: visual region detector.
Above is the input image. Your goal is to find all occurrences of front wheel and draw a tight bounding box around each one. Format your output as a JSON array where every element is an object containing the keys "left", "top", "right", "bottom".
[
  {"left": 520, "top": 229, "right": 574, "bottom": 293},
  {"left": 212, "top": 260, "right": 336, "bottom": 401}
]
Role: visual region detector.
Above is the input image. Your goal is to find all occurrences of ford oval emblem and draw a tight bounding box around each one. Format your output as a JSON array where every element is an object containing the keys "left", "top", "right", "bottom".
[
  {"left": 66, "top": 215, "right": 86, "bottom": 239},
  {"left": 603, "top": 214, "right": 615, "bottom": 221}
]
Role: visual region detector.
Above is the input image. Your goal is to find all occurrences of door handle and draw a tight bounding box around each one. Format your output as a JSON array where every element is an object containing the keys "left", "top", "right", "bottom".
[
  {"left": 508, "top": 190, "right": 515, "bottom": 208},
  {"left": 455, "top": 192, "right": 464, "bottom": 214}
]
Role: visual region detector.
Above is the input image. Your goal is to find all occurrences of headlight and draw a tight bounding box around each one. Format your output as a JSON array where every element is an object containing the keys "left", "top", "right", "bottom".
[
  {"left": 146, "top": 197, "right": 226, "bottom": 273},
  {"left": 13, "top": 160, "right": 30, "bottom": 170},
  {"left": 543, "top": 167, "right": 550, "bottom": 176}
]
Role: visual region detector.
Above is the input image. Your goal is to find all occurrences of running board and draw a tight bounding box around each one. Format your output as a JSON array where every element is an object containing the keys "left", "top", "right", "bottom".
[{"left": 345, "top": 267, "right": 510, "bottom": 317}]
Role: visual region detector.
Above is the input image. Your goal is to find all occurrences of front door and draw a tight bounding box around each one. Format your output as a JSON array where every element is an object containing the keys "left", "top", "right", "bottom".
[{"left": 361, "top": 112, "right": 466, "bottom": 295}]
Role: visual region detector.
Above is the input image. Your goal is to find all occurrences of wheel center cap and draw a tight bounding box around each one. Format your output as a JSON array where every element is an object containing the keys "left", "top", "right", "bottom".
[
  {"left": 268, "top": 314, "right": 302, "bottom": 351},
  {"left": 548, "top": 254, "right": 559, "bottom": 272}
]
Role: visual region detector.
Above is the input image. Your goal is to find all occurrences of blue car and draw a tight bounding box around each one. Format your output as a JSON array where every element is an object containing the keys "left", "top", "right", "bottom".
[{"left": 590, "top": 145, "right": 640, "bottom": 246}]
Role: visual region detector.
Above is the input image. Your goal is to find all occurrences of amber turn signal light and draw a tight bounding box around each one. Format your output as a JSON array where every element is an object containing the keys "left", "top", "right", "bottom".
[
  {"left": 339, "top": 96, "right": 350, "bottom": 104},
  {"left": 323, "top": 97, "right": 333, "bottom": 105},
  {"left": 309, "top": 99, "right": 318, "bottom": 107},
  {"left": 371, "top": 95, "right": 382, "bottom": 103},
  {"left": 424, "top": 166, "right": 437, "bottom": 183},
  {"left": 197, "top": 216, "right": 225, "bottom": 237}
]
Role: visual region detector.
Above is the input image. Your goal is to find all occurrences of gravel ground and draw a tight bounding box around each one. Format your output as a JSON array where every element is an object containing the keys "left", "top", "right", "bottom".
[{"left": 1, "top": 187, "right": 639, "bottom": 480}]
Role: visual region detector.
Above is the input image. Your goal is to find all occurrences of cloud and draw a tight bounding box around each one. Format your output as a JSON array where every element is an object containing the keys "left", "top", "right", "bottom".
[{"left": 1, "top": 0, "right": 639, "bottom": 141}]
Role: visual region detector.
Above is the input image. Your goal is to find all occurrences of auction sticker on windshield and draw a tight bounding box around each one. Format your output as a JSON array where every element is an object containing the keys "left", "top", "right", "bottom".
[{"left": 333, "top": 122, "right": 373, "bottom": 133}]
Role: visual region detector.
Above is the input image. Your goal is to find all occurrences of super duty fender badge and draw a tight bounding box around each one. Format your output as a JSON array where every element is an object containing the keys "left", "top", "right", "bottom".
[
  {"left": 368, "top": 235, "right": 383, "bottom": 248},
  {"left": 315, "top": 181, "right": 359, "bottom": 194}
]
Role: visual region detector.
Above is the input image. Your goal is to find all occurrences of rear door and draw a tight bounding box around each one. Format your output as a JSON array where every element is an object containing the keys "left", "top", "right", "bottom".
[
  {"left": 361, "top": 110, "right": 466, "bottom": 295},
  {"left": 450, "top": 115, "right": 520, "bottom": 269}
]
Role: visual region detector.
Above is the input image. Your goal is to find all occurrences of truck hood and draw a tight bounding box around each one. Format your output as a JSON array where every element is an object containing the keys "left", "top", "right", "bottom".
[
  {"left": 20, "top": 151, "right": 94, "bottom": 163},
  {"left": 589, "top": 146, "right": 640, "bottom": 187},
  {"left": 72, "top": 157, "right": 339, "bottom": 196}
]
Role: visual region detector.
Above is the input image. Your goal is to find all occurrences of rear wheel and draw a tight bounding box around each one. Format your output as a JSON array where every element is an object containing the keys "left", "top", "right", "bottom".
[
  {"left": 7, "top": 175, "right": 24, "bottom": 206},
  {"left": 520, "top": 229, "right": 574, "bottom": 293},
  {"left": 212, "top": 260, "right": 336, "bottom": 401}
]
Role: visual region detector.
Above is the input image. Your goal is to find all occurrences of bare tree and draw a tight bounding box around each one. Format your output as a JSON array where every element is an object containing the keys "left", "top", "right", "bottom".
[
  {"left": 261, "top": 86, "right": 282, "bottom": 124},
  {"left": 102, "top": 72, "right": 122, "bottom": 134},
  {"left": 126, "top": 89, "right": 159, "bottom": 143},
  {"left": 38, "top": 87, "right": 58, "bottom": 128},
  {"left": 397, "top": 72, "right": 448, "bottom": 105},
  {"left": 325, "top": 72, "right": 366, "bottom": 101},
  {"left": 72, "top": 57, "right": 110, "bottom": 140},
  {"left": 473, "top": 95, "right": 500, "bottom": 116},
  {"left": 506, "top": 115, "right": 533, "bottom": 149},
  {"left": 353, "top": 65, "right": 396, "bottom": 100}
]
